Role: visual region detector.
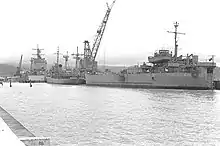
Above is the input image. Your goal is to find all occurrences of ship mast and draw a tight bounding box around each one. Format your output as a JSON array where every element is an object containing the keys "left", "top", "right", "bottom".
[
  {"left": 72, "top": 46, "right": 84, "bottom": 69},
  {"left": 32, "top": 44, "right": 44, "bottom": 59},
  {"left": 31, "top": 44, "right": 45, "bottom": 71},
  {"left": 63, "top": 51, "right": 69, "bottom": 70},
  {"left": 167, "top": 22, "right": 185, "bottom": 61},
  {"left": 15, "top": 55, "right": 23, "bottom": 76},
  {"left": 56, "top": 46, "right": 60, "bottom": 78}
]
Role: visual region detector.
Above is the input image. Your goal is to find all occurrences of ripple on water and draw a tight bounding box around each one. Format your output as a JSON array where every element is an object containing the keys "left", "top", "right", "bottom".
[{"left": 1, "top": 84, "right": 220, "bottom": 145}]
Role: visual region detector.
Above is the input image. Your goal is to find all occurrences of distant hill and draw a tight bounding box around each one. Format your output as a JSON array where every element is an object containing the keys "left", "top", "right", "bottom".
[
  {"left": 0, "top": 64, "right": 17, "bottom": 76},
  {"left": 1, "top": 62, "right": 220, "bottom": 80}
]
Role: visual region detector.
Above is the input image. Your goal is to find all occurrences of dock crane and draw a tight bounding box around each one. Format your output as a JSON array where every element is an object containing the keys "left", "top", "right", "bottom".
[
  {"left": 15, "top": 55, "right": 23, "bottom": 76},
  {"left": 82, "top": 0, "right": 116, "bottom": 71}
]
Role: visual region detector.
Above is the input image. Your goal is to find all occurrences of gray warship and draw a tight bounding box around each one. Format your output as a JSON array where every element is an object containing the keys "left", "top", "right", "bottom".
[
  {"left": 28, "top": 44, "right": 47, "bottom": 82},
  {"left": 85, "top": 22, "right": 216, "bottom": 90},
  {"left": 46, "top": 47, "right": 85, "bottom": 85}
]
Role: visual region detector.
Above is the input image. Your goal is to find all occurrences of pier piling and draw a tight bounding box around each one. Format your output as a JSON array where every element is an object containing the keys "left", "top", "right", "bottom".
[
  {"left": 30, "top": 80, "right": 32, "bottom": 87},
  {"left": 9, "top": 80, "right": 12, "bottom": 87}
]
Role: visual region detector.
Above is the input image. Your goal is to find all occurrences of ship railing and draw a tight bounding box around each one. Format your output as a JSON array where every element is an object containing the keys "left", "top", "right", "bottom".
[
  {"left": 148, "top": 56, "right": 172, "bottom": 63},
  {"left": 197, "top": 62, "right": 216, "bottom": 67}
]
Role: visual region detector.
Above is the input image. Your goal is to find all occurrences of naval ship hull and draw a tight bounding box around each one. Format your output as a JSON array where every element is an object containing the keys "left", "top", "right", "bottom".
[
  {"left": 85, "top": 73, "right": 213, "bottom": 90},
  {"left": 46, "top": 77, "right": 86, "bottom": 85},
  {"left": 28, "top": 75, "right": 46, "bottom": 83}
]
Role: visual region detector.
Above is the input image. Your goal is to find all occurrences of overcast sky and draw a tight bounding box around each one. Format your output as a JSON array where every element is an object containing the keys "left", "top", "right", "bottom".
[{"left": 0, "top": 0, "right": 220, "bottom": 66}]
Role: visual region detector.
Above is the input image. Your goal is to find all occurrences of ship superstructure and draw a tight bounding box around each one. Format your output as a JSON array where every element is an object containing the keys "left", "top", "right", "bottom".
[
  {"left": 28, "top": 44, "right": 47, "bottom": 82},
  {"left": 46, "top": 47, "right": 85, "bottom": 85},
  {"left": 30, "top": 44, "right": 47, "bottom": 72},
  {"left": 85, "top": 22, "right": 216, "bottom": 90}
]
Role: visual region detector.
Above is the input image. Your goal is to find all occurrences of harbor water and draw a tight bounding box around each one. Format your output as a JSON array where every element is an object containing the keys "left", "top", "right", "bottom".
[{"left": 0, "top": 83, "right": 220, "bottom": 145}]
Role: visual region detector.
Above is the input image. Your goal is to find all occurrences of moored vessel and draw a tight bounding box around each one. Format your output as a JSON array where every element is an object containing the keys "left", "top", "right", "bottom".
[
  {"left": 85, "top": 22, "right": 216, "bottom": 90},
  {"left": 46, "top": 0, "right": 116, "bottom": 85},
  {"left": 46, "top": 76, "right": 85, "bottom": 85},
  {"left": 28, "top": 45, "right": 47, "bottom": 83},
  {"left": 46, "top": 47, "right": 86, "bottom": 85}
]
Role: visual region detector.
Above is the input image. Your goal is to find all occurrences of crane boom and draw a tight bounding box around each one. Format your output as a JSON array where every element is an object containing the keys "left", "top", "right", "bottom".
[
  {"left": 80, "top": 0, "right": 116, "bottom": 72},
  {"left": 91, "top": 0, "right": 116, "bottom": 62},
  {"left": 32, "top": 44, "right": 44, "bottom": 59},
  {"left": 19, "top": 55, "right": 23, "bottom": 70},
  {"left": 15, "top": 55, "right": 23, "bottom": 76}
]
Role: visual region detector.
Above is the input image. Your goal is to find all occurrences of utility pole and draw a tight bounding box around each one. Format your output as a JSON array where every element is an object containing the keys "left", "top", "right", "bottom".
[{"left": 167, "top": 22, "right": 185, "bottom": 61}]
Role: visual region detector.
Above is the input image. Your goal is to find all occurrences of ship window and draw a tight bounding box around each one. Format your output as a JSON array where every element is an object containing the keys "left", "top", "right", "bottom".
[{"left": 207, "top": 68, "right": 213, "bottom": 73}]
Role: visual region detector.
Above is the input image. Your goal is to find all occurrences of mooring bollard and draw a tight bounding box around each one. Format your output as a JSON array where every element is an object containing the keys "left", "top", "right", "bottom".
[{"left": 30, "top": 80, "right": 32, "bottom": 87}]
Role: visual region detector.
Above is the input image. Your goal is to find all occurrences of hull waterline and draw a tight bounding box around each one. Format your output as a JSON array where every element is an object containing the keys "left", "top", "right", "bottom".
[{"left": 46, "top": 77, "right": 86, "bottom": 85}]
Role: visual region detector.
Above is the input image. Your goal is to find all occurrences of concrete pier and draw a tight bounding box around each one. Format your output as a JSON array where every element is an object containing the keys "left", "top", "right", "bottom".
[
  {"left": 0, "top": 117, "right": 25, "bottom": 146},
  {"left": 0, "top": 106, "right": 34, "bottom": 138},
  {"left": 0, "top": 106, "right": 50, "bottom": 146}
]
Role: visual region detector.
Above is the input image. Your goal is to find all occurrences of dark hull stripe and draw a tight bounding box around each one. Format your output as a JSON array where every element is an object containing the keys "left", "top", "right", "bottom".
[
  {"left": 47, "top": 82, "right": 85, "bottom": 85},
  {"left": 47, "top": 79, "right": 86, "bottom": 85},
  {"left": 86, "top": 83, "right": 210, "bottom": 90}
]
